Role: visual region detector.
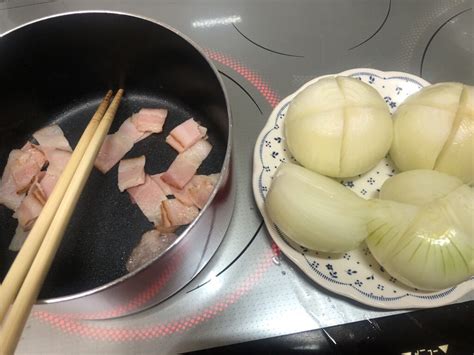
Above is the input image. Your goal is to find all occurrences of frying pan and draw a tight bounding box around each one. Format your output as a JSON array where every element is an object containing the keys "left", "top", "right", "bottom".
[{"left": 0, "top": 11, "right": 233, "bottom": 318}]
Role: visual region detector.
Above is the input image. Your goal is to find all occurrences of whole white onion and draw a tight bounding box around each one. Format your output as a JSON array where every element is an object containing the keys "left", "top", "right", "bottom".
[
  {"left": 390, "top": 82, "right": 474, "bottom": 184},
  {"left": 368, "top": 180, "right": 474, "bottom": 291},
  {"left": 265, "top": 164, "right": 474, "bottom": 290},
  {"left": 285, "top": 76, "right": 392, "bottom": 178}
]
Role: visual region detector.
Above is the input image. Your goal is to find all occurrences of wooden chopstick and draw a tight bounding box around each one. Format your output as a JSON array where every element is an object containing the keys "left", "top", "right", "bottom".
[
  {"left": 0, "top": 90, "right": 113, "bottom": 324},
  {"left": 0, "top": 89, "right": 124, "bottom": 354}
]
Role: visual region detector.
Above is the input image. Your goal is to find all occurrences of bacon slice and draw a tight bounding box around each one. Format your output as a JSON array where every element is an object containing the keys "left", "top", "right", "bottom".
[
  {"left": 0, "top": 145, "right": 69, "bottom": 211},
  {"left": 161, "top": 140, "right": 212, "bottom": 189},
  {"left": 166, "top": 118, "right": 207, "bottom": 153},
  {"left": 21, "top": 142, "right": 47, "bottom": 170},
  {"left": 43, "top": 149, "right": 71, "bottom": 176},
  {"left": 132, "top": 108, "right": 167, "bottom": 134},
  {"left": 95, "top": 109, "right": 169, "bottom": 174},
  {"left": 160, "top": 203, "right": 173, "bottom": 228},
  {"left": 10, "top": 150, "right": 42, "bottom": 193},
  {"left": 161, "top": 199, "right": 199, "bottom": 226},
  {"left": 28, "top": 171, "right": 47, "bottom": 205},
  {"left": 9, "top": 223, "right": 29, "bottom": 251},
  {"left": 118, "top": 156, "right": 146, "bottom": 192},
  {"left": 39, "top": 173, "right": 59, "bottom": 199},
  {"left": 170, "top": 187, "right": 194, "bottom": 206},
  {"left": 126, "top": 230, "right": 177, "bottom": 272},
  {"left": 156, "top": 203, "right": 179, "bottom": 234},
  {"left": 150, "top": 173, "right": 173, "bottom": 196},
  {"left": 151, "top": 173, "right": 193, "bottom": 205},
  {"left": 95, "top": 132, "right": 134, "bottom": 174},
  {"left": 16, "top": 193, "right": 43, "bottom": 230},
  {"left": 165, "top": 136, "right": 182, "bottom": 153},
  {"left": 32, "top": 149, "right": 71, "bottom": 199},
  {"left": 187, "top": 174, "right": 219, "bottom": 209},
  {"left": 127, "top": 175, "right": 167, "bottom": 224},
  {"left": 152, "top": 173, "right": 219, "bottom": 208},
  {"left": 0, "top": 150, "right": 26, "bottom": 210},
  {"left": 118, "top": 118, "right": 152, "bottom": 144},
  {"left": 33, "top": 125, "right": 72, "bottom": 152}
]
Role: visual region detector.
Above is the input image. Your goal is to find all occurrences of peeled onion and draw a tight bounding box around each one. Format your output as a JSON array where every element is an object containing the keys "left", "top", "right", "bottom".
[
  {"left": 390, "top": 82, "right": 474, "bottom": 184},
  {"left": 265, "top": 163, "right": 369, "bottom": 252},
  {"left": 379, "top": 169, "right": 463, "bottom": 206},
  {"left": 367, "top": 184, "right": 473, "bottom": 291},
  {"left": 265, "top": 163, "right": 473, "bottom": 290},
  {"left": 285, "top": 76, "right": 392, "bottom": 178}
]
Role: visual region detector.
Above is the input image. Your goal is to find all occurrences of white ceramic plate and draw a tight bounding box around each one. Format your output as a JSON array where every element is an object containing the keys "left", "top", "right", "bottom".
[{"left": 252, "top": 68, "right": 473, "bottom": 309}]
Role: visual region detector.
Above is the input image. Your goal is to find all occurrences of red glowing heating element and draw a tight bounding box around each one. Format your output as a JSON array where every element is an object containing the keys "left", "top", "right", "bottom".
[
  {"left": 204, "top": 49, "right": 281, "bottom": 108},
  {"left": 34, "top": 244, "right": 281, "bottom": 341},
  {"left": 59, "top": 250, "right": 184, "bottom": 320},
  {"left": 33, "top": 49, "right": 282, "bottom": 341}
]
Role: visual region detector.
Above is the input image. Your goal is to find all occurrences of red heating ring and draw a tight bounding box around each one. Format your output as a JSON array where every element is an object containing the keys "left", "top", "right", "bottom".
[
  {"left": 57, "top": 250, "right": 184, "bottom": 320},
  {"left": 34, "top": 244, "right": 281, "bottom": 341},
  {"left": 32, "top": 50, "right": 282, "bottom": 339},
  {"left": 204, "top": 49, "right": 281, "bottom": 108}
]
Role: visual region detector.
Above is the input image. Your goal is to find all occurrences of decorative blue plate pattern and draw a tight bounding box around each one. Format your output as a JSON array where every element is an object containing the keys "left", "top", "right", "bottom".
[{"left": 252, "top": 68, "right": 473, "bottom": 309}]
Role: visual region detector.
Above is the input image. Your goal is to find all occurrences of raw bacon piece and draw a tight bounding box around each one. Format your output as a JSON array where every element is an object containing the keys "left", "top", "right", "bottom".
[
  {"left": 160, "top": 203, "right": 172, "bottom": 228},
  {"left": 9, "top": 223, "right": 29, "bottom": 251},
  {"left": 155, "top": 224, "right": 178, "bottom": 234},
  {"left": 28, "top": 172, "right": 47, "bottom": 205},
  {"left": 164, "top": 136, "right": 181, "bottom": 153},
  {"left": 157, "top": 203, "right": 179, "bottom": 233},
  {"left": 149, "top": 173, "right": 219, "bottom": 208},
  {"left": 170, "top": 187, "right": 194, "bottom": 206},
  {"left": 161, "top": 140, "right": 212, "bottom": 189},
  {"left": 0, "top": 150, "right": 26, "bottom": 210},
  {"left": 187, "top": 174, "right": 219, "bottom": 209},
  {"left": 10, "top": 150, "right": 42, "bottom": 193},
  {"left": 118, "top": 156, "right": 146, "bottom": 192},
  {"left": 126, "top": 230, "right": 177, "bottom": 272},
  {"left": 132, "top": 108, "right": 167, "bottom": 133},
  {"left": 151, "top": 173, "right": 193, "bottom": 205},
  {"left": 39, "top": 173, "right": 59, "bottom": 199},
  {"left": 16, "top": 193, "right": 43, "bottom": 230},
  {"left": 43, "top": 149, "right": 71, "bottom": 176},
  {"left": 118, "top": 118, "right": 151, "bottom": 144},
  {"left": 165, "top": 118, "right": 207, "bottom": 153},
  {"left": 33, "top": 149, "right": 72, "bottom": 198},
  {"left": 150, "top": 173, "right": 173, "bottom": 196},
  {"left": 95, "top": 132, "right": 134, "bottom": 174},
  {"left": 127, "top": 175, "right": 167, "bottom": 224},
  {"left": 21, "top": 142, "right": 47, "bottom": 170},
  {"left": 161, "top": 199, "right": 199, "bottom": 226},
  {"left": 96, "top": 109, "right": 168, "bottom": 174},
  {"left": 33, "top": 125, "right": 72, "bottom": 152}
]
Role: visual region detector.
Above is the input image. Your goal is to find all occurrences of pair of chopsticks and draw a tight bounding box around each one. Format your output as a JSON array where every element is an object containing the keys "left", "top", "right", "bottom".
[{"left": 0, "top": 89, "right": 124, "bottom": 354}]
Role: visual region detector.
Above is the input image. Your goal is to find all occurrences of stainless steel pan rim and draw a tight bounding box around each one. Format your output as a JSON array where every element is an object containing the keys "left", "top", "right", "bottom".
[{"left": 1, "top": 10, "right": 233, "bottom": 306}]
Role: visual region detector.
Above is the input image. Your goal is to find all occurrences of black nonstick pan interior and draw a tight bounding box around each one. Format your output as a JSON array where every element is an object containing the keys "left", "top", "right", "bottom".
[{"left": 0, "top": 13, "right": 228, "bottom": 300}]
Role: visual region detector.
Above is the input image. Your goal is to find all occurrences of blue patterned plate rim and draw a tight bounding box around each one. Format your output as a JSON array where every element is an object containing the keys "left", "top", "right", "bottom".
[{"left": 252, "top": 68, "right": 473, "bottom": 310}]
